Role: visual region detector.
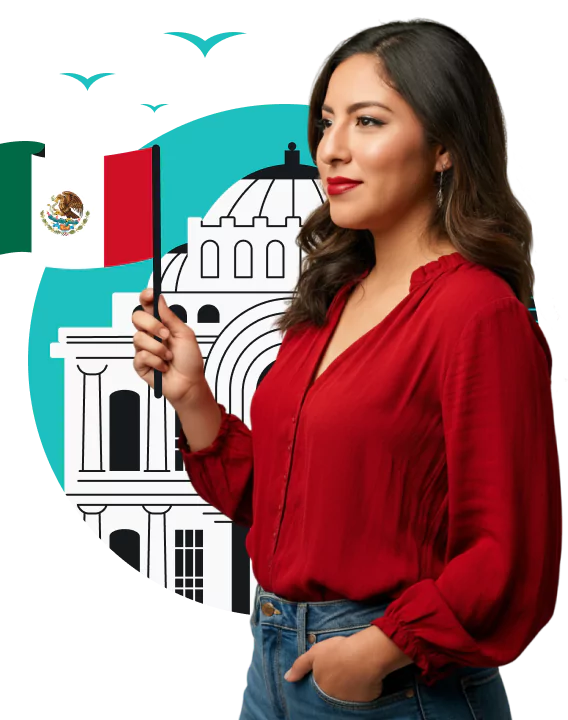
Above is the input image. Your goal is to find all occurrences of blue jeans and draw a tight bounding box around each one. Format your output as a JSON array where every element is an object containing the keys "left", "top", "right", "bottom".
[{"left": 239, "top": 582, "right": 512, "bottom": 719}]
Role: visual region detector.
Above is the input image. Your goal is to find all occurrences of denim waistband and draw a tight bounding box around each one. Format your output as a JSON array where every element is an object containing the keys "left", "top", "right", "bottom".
[
  {"left": 253, "top": 582, "right": 392, "bottom": 634},
  {"left": 251, "top": 583, "right": 423, "bottom": 685}
]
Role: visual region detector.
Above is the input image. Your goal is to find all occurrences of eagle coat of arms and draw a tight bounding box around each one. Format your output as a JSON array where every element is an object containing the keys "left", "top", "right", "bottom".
[{"left": 40, "top": 191, "right": 90, "bottom": 236}]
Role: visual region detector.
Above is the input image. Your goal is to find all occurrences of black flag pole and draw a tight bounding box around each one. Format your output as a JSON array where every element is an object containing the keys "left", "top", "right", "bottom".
[{"left": 152, "top": 144, "right": 163, "bottom": 399}]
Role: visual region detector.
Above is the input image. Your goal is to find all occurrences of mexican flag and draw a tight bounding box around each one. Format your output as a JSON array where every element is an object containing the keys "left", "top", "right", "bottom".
[{"left": 0, "top": 140, "right": 155, "bottom": 269}]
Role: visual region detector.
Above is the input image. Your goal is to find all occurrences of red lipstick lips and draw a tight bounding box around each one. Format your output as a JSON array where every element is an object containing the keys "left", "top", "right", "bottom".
[
  {"left": 327, "top": 176, "right": 363, "bottom": 196},
  {"left": 328, "top": 175, "right": 362, "bottom": 184}
]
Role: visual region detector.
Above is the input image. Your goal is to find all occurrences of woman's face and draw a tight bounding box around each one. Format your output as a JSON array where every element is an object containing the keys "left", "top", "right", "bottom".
[{"left": 316, "top": 53, "right": 444, "bottom": 233}]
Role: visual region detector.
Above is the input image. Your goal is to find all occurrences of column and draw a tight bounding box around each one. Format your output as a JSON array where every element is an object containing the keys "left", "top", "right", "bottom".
[
  {"left": 77, "top": 505, "right": 107, "bottom": 539},
  {"left": 77, "top": 365, "right": 108, "bottom": 471},
  {"left": 143, "top": 506, "right": 171, "bottom": 587}
]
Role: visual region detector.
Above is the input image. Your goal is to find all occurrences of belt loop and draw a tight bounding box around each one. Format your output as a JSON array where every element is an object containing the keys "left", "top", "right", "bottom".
[
  {"left": 251, "top": 582, "right": 260, "bottom": 625},
  {"left": 297, "top": 603, "right": 307, "bottom": 657}
]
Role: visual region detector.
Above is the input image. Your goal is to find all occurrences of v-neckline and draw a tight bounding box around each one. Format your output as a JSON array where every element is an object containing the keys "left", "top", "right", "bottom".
[
  {"left": 305, "top": 267, "right": 399, "bottom": 394},
  {"left": 305, "top": 251, "right": 467, "bottom": 394}
]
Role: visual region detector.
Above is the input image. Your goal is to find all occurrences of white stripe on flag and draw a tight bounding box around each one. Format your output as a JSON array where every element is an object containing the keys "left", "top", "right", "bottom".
[{"left": 32, "top": 151, "right": 105, "bottom": 268}]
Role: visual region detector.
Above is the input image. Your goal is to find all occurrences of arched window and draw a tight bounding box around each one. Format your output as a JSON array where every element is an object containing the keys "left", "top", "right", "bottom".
[
  {"left": 197, "top": 304, "right": 220, "bottom": 323},
  {"left": 266, "top": 240, "right": 285, "bottom": 278},
  {"left": 169, "top": 304, "right": 187, "bottom": 323},
  {"left": 110, "top": 529, "right": 140, "bottom": 571},
  {"left": 201, "top": 240, "right": 219, "bottom": 278},
  {"left": 109, "top": 390, "right": 140, "bottom": 471},
  {"left": 235, "top": 240, "right": 253, "bottom": 278}
]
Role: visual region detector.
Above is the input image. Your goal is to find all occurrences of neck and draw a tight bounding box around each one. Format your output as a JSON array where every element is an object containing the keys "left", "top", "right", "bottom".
[{"left": 366, "top": 209, "right": 453, "bottom": 290}]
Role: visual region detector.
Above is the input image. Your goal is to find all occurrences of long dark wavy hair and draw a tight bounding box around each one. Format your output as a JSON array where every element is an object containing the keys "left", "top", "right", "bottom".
[{"left": 274, "top": 19, "right": 534, "bottom": 335}]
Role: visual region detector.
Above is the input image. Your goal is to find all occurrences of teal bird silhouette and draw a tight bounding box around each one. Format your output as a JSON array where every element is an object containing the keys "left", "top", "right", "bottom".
[
  {"left": 61, "top": 73, "right": 114, "bottom": 90},
  {"left": 140, "top": 103, "right": 171, "bottom": 113},
  {"left": 164, "top": 32, "right": 245, "bottom": 57}
]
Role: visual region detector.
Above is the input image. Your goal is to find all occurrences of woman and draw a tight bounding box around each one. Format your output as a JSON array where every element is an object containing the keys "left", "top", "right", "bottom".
[{"left": 132, "top": 19, "right": 562, "bottom": 719}]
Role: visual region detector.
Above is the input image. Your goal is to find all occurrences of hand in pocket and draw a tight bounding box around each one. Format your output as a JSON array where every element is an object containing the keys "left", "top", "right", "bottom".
[{"left": 286, "top": 632, "right": 386, "bottom": 703}]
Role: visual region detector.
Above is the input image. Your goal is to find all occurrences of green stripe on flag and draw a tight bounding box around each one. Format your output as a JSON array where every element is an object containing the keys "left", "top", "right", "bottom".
[{"left": 0, "top": 140, "right": 45, "bottom": 256}]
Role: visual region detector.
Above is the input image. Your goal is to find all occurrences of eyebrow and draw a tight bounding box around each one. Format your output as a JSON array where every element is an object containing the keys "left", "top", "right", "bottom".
[{"left": 321, "top": 101, "right": 393, "bottom": 114}]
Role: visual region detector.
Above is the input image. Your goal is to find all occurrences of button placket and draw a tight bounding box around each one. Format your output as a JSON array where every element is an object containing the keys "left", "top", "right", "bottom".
[{"left": 268, "top": 408, "right": 301, "bottom": 585}]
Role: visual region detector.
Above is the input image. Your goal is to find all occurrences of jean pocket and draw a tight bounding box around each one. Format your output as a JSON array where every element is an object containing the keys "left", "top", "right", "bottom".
[
  {"left": 459, "top": 667, "right": 512, "bottom": 720},
  {"left": 307, "top": 625, "right": 418, "bottom": 711}
]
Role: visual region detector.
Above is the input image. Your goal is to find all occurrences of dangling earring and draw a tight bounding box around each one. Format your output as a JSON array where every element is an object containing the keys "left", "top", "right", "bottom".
[{"left": 437, "top": 164, "right": 447, "bottom": 208}]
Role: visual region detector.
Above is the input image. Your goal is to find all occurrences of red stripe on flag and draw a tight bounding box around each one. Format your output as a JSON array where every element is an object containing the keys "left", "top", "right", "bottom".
[{"left": 104, "top": 147, "right": 154, "bottom": 267}]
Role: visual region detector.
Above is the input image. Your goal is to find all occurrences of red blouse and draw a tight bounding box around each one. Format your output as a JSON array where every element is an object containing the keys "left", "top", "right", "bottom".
[{"left": 178, "top": 252, "right": 562, "bottom": 686}]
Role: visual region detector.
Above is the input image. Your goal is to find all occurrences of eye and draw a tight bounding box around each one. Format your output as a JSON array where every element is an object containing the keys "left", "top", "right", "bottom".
[
  {"left": 357, "top": 116, "right": 384, "bottom": 128},
  {"left": 314, "top": 115, "right": 385, "bottom": 132},
  {"left": 314, "top": 118, "right": 330, "bottom": 131}
]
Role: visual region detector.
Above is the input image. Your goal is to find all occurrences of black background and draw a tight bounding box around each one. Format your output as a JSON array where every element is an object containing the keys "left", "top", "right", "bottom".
[{"left": 7, "top": 16, "right": 568, "bottom": 720}]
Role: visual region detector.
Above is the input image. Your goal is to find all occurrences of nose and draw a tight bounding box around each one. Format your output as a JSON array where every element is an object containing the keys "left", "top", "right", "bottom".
[{"left": 317, "top": 122, "right": 352, "bottom": 168}]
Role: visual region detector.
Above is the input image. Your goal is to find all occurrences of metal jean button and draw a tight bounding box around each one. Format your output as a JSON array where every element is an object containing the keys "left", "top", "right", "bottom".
[
  {"left": 261, "top": 601, "right": 282, "bottom": 616},
  {"left": 307, "top": 633, "right": 316, "bottom": 644}
]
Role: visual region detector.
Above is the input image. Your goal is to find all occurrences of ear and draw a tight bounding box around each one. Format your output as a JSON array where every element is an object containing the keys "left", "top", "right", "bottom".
[{"left": 436, "top": 146, "right": 452, "bottom": 173}]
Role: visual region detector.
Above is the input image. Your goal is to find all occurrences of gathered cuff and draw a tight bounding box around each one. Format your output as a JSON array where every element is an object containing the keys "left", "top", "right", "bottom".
[{"left": 370, "top": 612, "right": 453, "bottom": 687}]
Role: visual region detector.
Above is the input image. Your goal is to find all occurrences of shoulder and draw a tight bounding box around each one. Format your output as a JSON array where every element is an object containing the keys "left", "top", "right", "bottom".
[
  {"left": 435, "top": 257, "right": 519, "bottom": 322},
  {"left": 433, "top": 259, "right": 552, "bottom": 376},
  {"left": 433, "top": 257, "right": 527, "bottom": 331}
]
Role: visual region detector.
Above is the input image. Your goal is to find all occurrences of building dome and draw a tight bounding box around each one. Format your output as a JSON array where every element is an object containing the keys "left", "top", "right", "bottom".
[
  {"left": 203, "top": 142, "right": 324, "bottom": 226},
  {"left": 156, "top": 142, "right": 325, "bottom": 292}
]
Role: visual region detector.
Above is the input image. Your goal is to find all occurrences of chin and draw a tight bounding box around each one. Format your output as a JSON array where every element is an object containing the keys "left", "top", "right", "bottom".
[{"left": 329, "top": 212, "right": 368, "bottom": 231}]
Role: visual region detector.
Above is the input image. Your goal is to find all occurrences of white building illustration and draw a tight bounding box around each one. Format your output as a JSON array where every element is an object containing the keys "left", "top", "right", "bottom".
[{"left": 50, "top": 142, "right": 325, "bottom": 615}]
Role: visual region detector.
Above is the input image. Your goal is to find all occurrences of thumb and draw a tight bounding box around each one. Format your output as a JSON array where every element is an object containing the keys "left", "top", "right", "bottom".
[{"left": 284, "top": 650, "right": 313, "bottom": 682}]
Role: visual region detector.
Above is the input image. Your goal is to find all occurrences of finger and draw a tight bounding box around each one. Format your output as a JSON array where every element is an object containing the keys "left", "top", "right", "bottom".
[
  {"left": 138, "top": 287, "right": 155, "bottom": 314},
  {"left": 132, "top": 302, "right": 170, "bottom": 340},
  {"left": 284, "top": 649, "right": 314, "bottom": 682},
  {"left": 133, "top": 349, "right": 169, "bottom": 374},
  {"left": 132, "top": 355, "right": 155, "bottom": 389},
  {"left": 133, "top": 331, "right": 173, "bottom": 361}
]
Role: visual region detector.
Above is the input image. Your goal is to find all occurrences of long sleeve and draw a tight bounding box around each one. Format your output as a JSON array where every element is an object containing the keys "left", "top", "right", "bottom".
[
  {"left": 177, "top": 328, "right": 295, "bottom": 529},
  {"left": 178, "top": 402, "right": 254, "bottom": 528},
  {"left": 370, "top": 296, "right": 562, "bottom": 686}
]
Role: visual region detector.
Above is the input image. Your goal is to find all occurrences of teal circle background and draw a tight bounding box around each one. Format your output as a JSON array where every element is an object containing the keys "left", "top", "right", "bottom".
[{"left": 29, "top": 104, "right": 312, "bottom": 489}]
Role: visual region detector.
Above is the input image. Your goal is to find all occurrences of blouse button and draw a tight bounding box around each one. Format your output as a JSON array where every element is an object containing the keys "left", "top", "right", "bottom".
[{"left": 291, "top": 416, "right": 296, "bottom": 423}]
